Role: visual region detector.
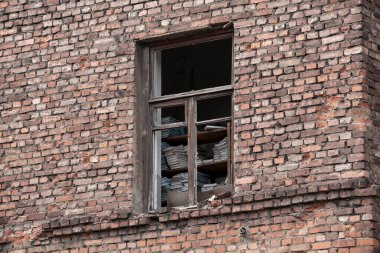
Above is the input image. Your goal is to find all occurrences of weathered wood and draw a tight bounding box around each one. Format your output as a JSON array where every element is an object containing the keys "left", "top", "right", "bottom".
[
  {"left": 227, "top": 122, "right": 231, "bottom": 185},
  {"left": 162, "top": 160, "right": 228, "bottom": 177},
  {"left": 152, "top": 122, "right": 187, "bottom": 131},
  {"left": 143, "top": 30, "right": 233, "bottom": 51},
  {"left": 153, "top": 49, "right": 161, "bottom": 97},
  {"left": 150, "top": 100, "right": 186, "bottom": 109},
  {"left": 195, "top": 90, "right": 232, "bottom": 101},
  {"left": 188, "top": 97, "right": 197, "bottom": 206},
  {"left": 148, "top": 85, "right": 233, "bottom": 104},
  {"left": 196, "top": 117, "right": 231, "bottom": 126},
  {"left": 136, "top": 30, "right": 234, "bottom": 211},
  {"left": 163, "top": 128, "right": 227, "bottom": 145},
  {"left": 152, "top": 131, "right": 160, "bottom": 210},
  {"left": 134, "top": 44, "right": 152, "bottom": 213}
]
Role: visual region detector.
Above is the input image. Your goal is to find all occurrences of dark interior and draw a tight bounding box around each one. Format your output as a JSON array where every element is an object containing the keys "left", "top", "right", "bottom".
[
  {"left": 159, "top": 38, "right": 232, "bottom": 207},
  {"left": 197, "top": 95, "right": 231, "bottom": 122},
  {"left": 161, "top": 38, "right": 232, "bottom": 96},
  {"left": 160, "top": 38, "right": 232, "bottom": 122},
  {"left": 158, "top": 105, "right": 185, "bottom": 124}
]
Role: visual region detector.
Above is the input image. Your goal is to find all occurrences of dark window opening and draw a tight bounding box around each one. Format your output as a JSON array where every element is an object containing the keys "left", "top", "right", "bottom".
[
  {"left": 160, "top": 38, "right": 232, "bottom": 96},
  {"left": 136, "top": 32, "right": 234, "bottom": 212},
  {"left": 197, "top": 95, "right": 231, "bottom": 122}
]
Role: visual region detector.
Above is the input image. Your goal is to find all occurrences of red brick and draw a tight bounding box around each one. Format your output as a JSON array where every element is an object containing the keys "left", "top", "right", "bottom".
[{"left": 0, "top": 1, "right": 379, "bottom": 253}]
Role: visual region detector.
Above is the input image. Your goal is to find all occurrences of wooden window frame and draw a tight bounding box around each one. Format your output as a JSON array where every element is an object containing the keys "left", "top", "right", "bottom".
[{"left": 134, "top": 30, "right": 234, "bottom": 213}]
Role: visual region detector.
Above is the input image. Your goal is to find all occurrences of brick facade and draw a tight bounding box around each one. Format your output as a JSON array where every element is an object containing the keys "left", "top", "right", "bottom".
[{"left": 0, "top": 0, "right": 379, "bottom": 252}]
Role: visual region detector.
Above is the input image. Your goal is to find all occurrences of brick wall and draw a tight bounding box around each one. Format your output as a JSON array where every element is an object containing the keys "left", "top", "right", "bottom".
[
  {"left": 363, "top": 0, "right": 380, "bottom": 247},
  {"left": 1, "top": 191, "right": 379, "bottom": 252},
  {"left": 233, "top": 0, "right": 369, "bottom": 194},
  {"left": 0, "top": 0, "right": 379, "bottom": 252},
  {"left": 364, "top": 0, "right": 380, "bottom": 183}
]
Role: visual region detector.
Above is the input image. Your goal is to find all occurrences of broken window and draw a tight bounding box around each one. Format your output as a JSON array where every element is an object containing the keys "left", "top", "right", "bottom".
[{"left": 136, "top": 32, "right": 234, "bottom": 211}]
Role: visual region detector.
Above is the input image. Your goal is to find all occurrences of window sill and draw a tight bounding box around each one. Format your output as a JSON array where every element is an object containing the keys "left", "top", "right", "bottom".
[
  {"left": 147, "top": 187, "right": 232, "bottom": 221},
  {"left": 37, "top": 178, "right": 374, "bottom": 238}
]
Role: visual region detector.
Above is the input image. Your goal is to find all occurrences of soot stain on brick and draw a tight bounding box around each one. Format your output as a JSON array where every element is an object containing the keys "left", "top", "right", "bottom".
[{"left": 82, "top": 155, "right": 90, "bottom": 164}]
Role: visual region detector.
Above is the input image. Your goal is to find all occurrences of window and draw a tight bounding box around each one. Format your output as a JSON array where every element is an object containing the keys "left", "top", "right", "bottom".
[{"left": 135, "top": 31, "right": 234, "bottom": 212}]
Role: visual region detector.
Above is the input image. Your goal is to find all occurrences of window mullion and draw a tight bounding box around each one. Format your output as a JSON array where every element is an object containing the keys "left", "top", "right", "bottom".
[
  {"left": 149, "top": 85, "right": 233, "bottom": 104},
  {"left": 187, "top": 97, "right": 197, "bottom": 206}
]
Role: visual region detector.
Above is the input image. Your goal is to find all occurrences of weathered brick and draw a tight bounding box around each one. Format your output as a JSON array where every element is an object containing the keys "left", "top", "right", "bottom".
[{"left": 0, "top": 0, "right": 379, "bottom": 252}]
